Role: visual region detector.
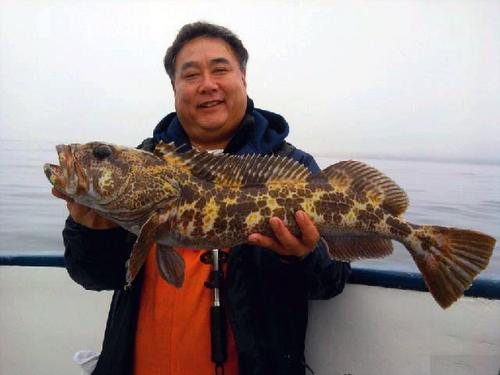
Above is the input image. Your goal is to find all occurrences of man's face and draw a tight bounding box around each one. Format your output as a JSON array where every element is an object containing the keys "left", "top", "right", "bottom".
[{"left": 172, "top": 37, "right": 247, "bottom": 149}]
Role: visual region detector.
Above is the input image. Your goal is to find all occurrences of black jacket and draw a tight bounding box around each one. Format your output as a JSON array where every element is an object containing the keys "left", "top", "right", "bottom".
[{"left": 63, "top": 100, "right": 351, "bottom": 374}]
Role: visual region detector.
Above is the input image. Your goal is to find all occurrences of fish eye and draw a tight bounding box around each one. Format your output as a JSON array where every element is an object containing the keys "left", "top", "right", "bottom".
[{"left": 93, "top": 144, "right": 112, "bottom": 160}]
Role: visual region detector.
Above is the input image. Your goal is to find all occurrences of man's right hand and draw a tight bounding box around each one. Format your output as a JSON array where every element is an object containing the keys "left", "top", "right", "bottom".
[{"left": 51, "top": 188, "right": 118, "bottom": 230}]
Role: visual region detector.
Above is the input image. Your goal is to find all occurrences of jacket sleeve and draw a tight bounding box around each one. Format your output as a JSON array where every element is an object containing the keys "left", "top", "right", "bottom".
[
  {"left": 295, "top": 242, "right": 351, "bottom": 300},
  {"left": 63, "top": 216, "right": 136, "bottom": 291},
  {"left": 279, "top": 147, "right": 351, "bottom": 300}
]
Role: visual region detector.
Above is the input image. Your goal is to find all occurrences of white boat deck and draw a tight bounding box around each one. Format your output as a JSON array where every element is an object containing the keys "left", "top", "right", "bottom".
[{"left": 1, "top": 265, "right": 499, "bottom": 375}]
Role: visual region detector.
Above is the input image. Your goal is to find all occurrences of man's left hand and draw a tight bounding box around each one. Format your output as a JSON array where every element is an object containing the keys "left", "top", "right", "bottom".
[{"left": 247, "top": 210, "right": 320, "bottom": 258}]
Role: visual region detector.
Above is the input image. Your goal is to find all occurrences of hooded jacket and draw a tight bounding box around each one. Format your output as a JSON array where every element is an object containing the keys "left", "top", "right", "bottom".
[{"left": 63, "top": 99, "right": 351, "bottom": 375}]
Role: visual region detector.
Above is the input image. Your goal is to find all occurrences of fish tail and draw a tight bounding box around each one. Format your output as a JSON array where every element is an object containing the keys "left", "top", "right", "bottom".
[{"left": 404, "top": 225, "right": 496, "bottom": 308}]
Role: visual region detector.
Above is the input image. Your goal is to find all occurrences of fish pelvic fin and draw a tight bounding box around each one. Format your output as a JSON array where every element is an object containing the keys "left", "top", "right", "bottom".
[
  {"left": 321, "top": 234, "right": 394, "bottom": 261},
  {"left": 156, "top": 245, "right": 185, "bottom": 288},
  {"left": 405, "top": 225, "right": 496, "bottom": 309},
  {"left": 320, "top": 160, "right": 409, "bottom": 216}
]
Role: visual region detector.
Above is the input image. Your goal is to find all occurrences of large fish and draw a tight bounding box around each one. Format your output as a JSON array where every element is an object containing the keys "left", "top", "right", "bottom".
[{"left": 44, "top": 141, "right": 496, "bottom": 308}]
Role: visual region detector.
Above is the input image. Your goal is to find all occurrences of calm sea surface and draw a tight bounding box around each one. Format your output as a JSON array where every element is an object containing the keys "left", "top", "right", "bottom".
[{"left": 1, "top": 138, "right": 499, "bottom": 279}]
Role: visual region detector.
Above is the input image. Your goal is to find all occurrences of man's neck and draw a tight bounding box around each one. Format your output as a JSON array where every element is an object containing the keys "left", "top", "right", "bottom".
[{"left": 190, "top": 139, "right": 229, "bottom": 152}]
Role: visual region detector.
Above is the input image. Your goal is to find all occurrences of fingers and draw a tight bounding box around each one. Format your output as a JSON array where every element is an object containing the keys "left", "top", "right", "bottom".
[
  {"left": 248, "top": 232, "right": 285, "bottom": 254},
  {"left": 51, "top": 187, "right": 89, "bottom": 218},
  {"left": 269, "top": 216, "right": 304, "bottom": 255},
  {"left": 69, "top": 201, "right": 92, "bottom": 219},
  {"left": 51, "top": 187, "right": 72, "bottom": 202},
  {"left": 247, "top": 218, "right": 297, "bottom": 255},
  {"left": 51, "top": 187, "right": 81, "bottom": 218},
  {"left": 295, "top": 210, "right": 320, "bottom": 250},
  {"left": 50, "top": 187, "right": 118, "bottom": 229},
  {"left": 70, "top": 203, "right": 118, "bottom": 229},
  {"left": 248, "top": 210, "right": 320, "bottom": 258},
  {"left": 89, "top": 214, "right": 119, "bottom": 230}
]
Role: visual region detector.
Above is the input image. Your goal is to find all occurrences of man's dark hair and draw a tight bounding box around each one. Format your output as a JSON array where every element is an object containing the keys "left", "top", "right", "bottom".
[{"left": 164, "top": 21, "right": 249, "bottom": 80}]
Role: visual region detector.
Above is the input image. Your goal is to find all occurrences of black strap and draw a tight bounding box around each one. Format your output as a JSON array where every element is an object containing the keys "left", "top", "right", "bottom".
[{"left": 202, "top": 250, "right": 229, "bottom": 374}]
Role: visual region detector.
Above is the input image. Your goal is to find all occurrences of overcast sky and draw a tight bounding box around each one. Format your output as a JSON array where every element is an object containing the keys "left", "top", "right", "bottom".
[{"left": 1, "top": 0, "right": 499, "bottom": 163}]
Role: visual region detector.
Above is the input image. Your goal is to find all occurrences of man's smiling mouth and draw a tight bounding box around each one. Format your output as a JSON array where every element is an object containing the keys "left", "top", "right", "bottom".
[{"left": 198, "top": 100, "right": 224, "bottom": 108}]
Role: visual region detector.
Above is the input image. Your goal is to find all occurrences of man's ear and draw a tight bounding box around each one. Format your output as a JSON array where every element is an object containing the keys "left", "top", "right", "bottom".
[
  {"left": 241, "top": 71, "right": 247, "bottom": 88},
  {"left": 171, "top": 79, "right": 176, "bottom": 94}
]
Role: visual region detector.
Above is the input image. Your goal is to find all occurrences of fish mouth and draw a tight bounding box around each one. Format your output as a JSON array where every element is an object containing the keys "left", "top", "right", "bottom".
[
  {"left": 43, "top": 162, "right": 64, "bottom": 188},
  {"left": 44, "top": 144, "right": 88, "bottom": 196}
]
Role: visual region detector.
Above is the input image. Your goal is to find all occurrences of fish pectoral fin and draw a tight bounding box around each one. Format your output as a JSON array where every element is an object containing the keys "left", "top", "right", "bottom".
[
  {"left": 322, "top": 234, "right": 394, "bottom": 261},
  {"left": 156, "top": 245, "right": 185, "bottom": 288},
  {"left": 125, "top": 213, "right": 161, "bottom": 288}
]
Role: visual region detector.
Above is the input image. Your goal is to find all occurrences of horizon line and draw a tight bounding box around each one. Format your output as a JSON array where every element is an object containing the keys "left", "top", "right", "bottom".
[{"left": 1, "top": 137, "right": 499, "bottom": 167}]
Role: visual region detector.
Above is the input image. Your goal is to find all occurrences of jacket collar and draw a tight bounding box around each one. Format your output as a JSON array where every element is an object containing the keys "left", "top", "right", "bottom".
[{"left": 152, "top": 97, "right": 289, "bottom": 155}]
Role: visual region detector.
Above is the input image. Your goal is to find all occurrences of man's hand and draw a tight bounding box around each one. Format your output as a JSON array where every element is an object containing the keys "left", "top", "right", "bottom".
[
  {"left": 247, "top": 210, "right": 320, "bottom": 258},
  {"left": 51, "top": 188, "right": 118, "bottom": 230}
]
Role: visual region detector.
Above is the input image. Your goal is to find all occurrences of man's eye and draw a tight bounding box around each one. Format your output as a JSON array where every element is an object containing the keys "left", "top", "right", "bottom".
[
  {"left": 185, "top": 72, "right": 199, "bottom": 79},
  {"left": 213, "top": 67, "right": 228, "bottom": 74}
]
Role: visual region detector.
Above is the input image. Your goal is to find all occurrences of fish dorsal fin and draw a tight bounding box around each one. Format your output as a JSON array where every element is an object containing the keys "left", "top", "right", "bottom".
[
  {"left": 321, "top": 160, "right": 409, "bottom": 216},
  {"left": 153, "top": 142, "right": 197, "bottom": 172},
  {"left": 154, "top": 141, "right": 311, "bottom": 186}
]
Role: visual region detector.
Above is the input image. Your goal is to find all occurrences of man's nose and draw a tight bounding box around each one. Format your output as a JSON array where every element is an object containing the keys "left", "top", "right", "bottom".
[{"left": 198, "top": 74, "right": 218, "bottom": 93}]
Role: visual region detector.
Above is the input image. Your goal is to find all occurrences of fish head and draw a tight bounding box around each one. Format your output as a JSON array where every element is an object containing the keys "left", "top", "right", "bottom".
[
  {"left": 44, "top": 142, "right": 180, "bottom": 214},
  {"left": 44, "top": 142, "right": 131, "bottom": 201}
]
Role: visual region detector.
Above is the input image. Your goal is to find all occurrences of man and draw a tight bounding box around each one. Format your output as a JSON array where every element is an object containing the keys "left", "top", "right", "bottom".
[{"left": 54, "top": 22, "right": 351, "bottom": 375}]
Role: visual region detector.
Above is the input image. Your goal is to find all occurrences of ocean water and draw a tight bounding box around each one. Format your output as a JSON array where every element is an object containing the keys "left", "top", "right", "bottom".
[{"left": 0, "top": 138, "right": 499, "bottom": 279}]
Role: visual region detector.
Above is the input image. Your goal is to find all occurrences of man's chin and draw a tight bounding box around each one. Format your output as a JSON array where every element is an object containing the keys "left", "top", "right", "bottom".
[{"left": 196, "top": 115, "right": 228, "bottom": 131}]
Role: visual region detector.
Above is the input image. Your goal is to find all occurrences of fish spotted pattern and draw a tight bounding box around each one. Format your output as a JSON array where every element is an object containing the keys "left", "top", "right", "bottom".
[{"left": 44, "top": 141, "right": 496, "bottom": 308}]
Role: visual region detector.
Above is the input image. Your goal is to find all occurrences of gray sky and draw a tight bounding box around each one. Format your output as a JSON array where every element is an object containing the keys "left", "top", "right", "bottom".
[{"left": 1, "top": 0, "right": 499, "bottom": 163}]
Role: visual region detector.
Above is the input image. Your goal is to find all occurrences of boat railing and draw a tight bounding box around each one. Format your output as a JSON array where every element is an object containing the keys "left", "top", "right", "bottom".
[{"left": 1, "top": 250, "right": 499, "bottom": 300}]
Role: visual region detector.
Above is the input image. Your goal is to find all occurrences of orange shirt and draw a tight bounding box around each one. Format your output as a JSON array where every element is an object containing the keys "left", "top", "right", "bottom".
[{"left": 134, "top": 245, "right": 239, "bottom": 375}]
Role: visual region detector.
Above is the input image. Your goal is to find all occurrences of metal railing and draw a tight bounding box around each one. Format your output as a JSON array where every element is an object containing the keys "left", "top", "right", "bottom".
[{"left": 1, "top": 251, "right": 499, "bottom": 300}]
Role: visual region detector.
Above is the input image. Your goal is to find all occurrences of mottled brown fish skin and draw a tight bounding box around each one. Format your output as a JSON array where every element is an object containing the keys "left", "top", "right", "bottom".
[
  {"left": 44, "top": 141, "right": 496, "bottom": 309},
  {"left": 44, "top": 142, "right": 183, "bottom": 230},
  {"left": 168, "top": 174, "right": 402, "bottom": 249},
  {"left": 163, "top": 156, "right": 495, "bottom": 309}
]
